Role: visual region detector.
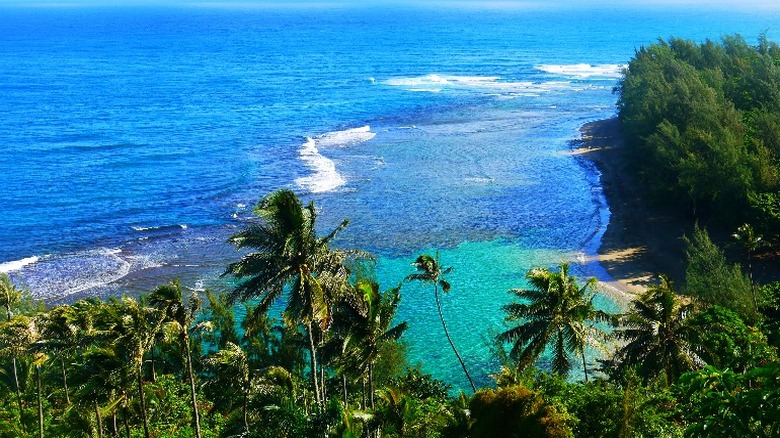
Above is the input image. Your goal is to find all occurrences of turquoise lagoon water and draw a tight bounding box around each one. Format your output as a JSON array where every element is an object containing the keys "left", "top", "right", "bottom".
[{"left": 2, "top": 2, "right": 780, "bottom": 389}]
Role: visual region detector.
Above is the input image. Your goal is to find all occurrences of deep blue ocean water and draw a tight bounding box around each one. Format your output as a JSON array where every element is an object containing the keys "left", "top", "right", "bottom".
[{"left": 2, "top": 2, "right": 779, "bottom": 388}]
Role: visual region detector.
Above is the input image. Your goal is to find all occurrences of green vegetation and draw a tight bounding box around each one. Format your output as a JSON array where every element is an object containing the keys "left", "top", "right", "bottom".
[
  {"left": 406, "top": 253, "right": 476, "bottom": 392},
  {"left": 2, "top": 188, "right": 779, "bottom": 437},
  {"left": 498, "top": 263, "right": 611, "bottom": 381},
  {"left": 4, "top": 34, "right": 780, "bottom": 436},
  {"left": 617, "top": 34, "right": 780, "bottom": 240}
]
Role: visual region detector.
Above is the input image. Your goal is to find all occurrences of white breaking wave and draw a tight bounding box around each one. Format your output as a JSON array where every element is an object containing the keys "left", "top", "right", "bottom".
[
  {"left": 0, "top": 256, "right": 40, "bottom": 273},
  {"left": 296, "top": 126, "right": 376, "bottom": 194},
  {"left": 535, "top": 64, "right": 626, "bottom": 79},
  {"left": 131, "top": 224, "right": 188, "bottom": 232},
  {"left": 386, "top": 74, "right": 501, "bottom": 88},
  {"left": 385, "top": 74, "right": 604, "bottom": 95},
  {"left": 21, "top": 248, "right": 130, "bottom": 300},
  {"left": 315, "top": 126, "right": 376, "bottom": 148}
]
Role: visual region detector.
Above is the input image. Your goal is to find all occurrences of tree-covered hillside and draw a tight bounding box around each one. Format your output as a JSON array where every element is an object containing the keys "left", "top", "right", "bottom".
[
  {"left": 617, "top": 34, "right": 780, "bottom": 238},
  {"left": 2, "top": 189, "right": 780, "bottom": 437}
]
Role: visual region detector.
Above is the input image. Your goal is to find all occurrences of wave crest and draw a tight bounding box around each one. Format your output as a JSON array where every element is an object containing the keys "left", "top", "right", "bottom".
[
  {"left": 0, "top": 256, "right": 40, "bottom": 273},
  {"left": 535, "top": 64, "right": 626, "bottom": 79},
  {"left": 296, "top": 126, "right": 376, "bottom": 194},
  {"left": 21, "top": 248, "right": 130, "bottom": 300},
  {"left": 384, "top": 74, "right": 605, "bottom": 95}
]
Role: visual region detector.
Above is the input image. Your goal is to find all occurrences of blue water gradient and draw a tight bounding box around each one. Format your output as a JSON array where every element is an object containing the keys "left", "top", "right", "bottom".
[{"left": 2, "top": 3, "right": 779, "bottom": 387}]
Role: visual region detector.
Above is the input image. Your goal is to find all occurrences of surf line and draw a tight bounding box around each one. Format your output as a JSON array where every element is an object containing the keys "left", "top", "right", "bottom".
[{"left": 295, "top": 126, "right": 376, "bottom": 194}]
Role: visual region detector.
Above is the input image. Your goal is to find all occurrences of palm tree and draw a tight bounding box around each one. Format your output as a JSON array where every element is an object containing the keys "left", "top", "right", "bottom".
[
  {"left": 0, "top": 274, "right": 27, "bottom": 428},
  {"left": 70, "top": 346, "right": 133, "bottom": 438},
  {"left": 33, "top": 350, "right": 46, "bottom": 438},
  {"left": 148, "top": 280, "right": 203, "bottom": 438},
  {"left": 205, "top": 342, "right": 296, "bottom": 434},
  {"left": 36, "top": 304, "right": 80, "bottom": 405},
  {"left": 406, "top": 252, "right": 476, "bottom": 392},
  {"left": 0, "top": 314, "right": 38, "bottom": 432},
  {"left": 335, "top": 277, "right": 408, "bottom": 410},
  {"left": 224, "top": 188, "right": 353, "bottom": 406},
  {"left": 498, "top": 262, "right": 611, "bottom": 381},
  {"left": 611, "top": 275, "right": 704, "bottom": 385},
  {"left": 206, "top": 342, "right": 252, "bottom": 434},
  {"left": 106, "top": 296, "right": 167, "bottom": 438}
]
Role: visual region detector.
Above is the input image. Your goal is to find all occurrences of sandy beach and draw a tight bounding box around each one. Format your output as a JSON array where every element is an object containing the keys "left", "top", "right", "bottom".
[{"left": 573, "top": 117, "right": 691, "bottom": 299}]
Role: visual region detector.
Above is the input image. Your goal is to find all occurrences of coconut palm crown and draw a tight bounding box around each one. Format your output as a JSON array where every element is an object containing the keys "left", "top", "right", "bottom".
[
  {"left": 611, "top": 275, "right": 704, "bottom": 385},
  {"left": 498, "top": 262, "right": 612, "bottom": 380},
  {"left": 224, "top": 188, "right": 354, "bottom": 406},
  {"left": 406, "top": 252, "right": 477, "bottom": 392}
]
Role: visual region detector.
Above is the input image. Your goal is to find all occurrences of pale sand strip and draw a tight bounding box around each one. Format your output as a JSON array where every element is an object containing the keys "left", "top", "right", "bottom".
[{"left": 573, "top": 117, "right": 690, "bottom": 305}]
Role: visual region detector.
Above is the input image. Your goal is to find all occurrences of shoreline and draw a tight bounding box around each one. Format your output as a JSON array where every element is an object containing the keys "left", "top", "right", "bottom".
[{"left": 573, "top": 117, "right": 689, "bottom": 302}]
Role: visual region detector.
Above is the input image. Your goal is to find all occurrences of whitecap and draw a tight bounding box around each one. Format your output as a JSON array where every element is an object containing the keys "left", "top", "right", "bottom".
[
  {"left": 131, "top": 224, "right": 189, "bottom": 233},
  {"left": 315, "top": 126, "right": 376, "bottom": 148},
  {"left": 385, "top": 74, "right": 500, "bottom": 88},
  {"left": 385, "top": 74, "right": 595, "bottom": 96},
  {"left": 0, "top": 256, "right": 40, "bottom": 273},
  {"left": 295, "top": 126, "right": 377, "bottom": 194},
  {"left": 296, "top": 137, "right": 346, "bottom": 194},
  {"left": 464, "top": 177, "right": 494, "bottom": 183},
  {"left": 21, "top": 248, "right": 131, "bottom": 300},
  {"left": 535, "top": 64, "right": 626, "bottom": 79}
]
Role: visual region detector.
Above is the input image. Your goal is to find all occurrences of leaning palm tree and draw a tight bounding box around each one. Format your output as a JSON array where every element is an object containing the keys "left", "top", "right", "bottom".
[
  {"left": 498, "top": 262, "right": 611, "bottom": 381},
  {"left": 0, "top": 314, "right": 38, "bottom": 432},
  {"left": 206, "top": 342, "right": 251, "bottom": 434},
  {"left": 70, "top": 346, "right": 132, "bottom": 438},
  {"left": 337, "top": 277, "right": 408, "bottom": 409},
  {"left": 36, "top": 304, "right": 80, "bottom": 405},
  {"left": 106, "top": 296, "right": 167, "bottom": 438},
  {"left": 611, "top": 275, "right": 704, "bottom": 386},
  {"left": 148, "top": 280, "right": 203, "bottom": 438},
  {"left": 406, "top": 252, "right": 476, "bottom": 392},
  {"left": 224, "top": 188, "right": 353, "bottom": 406},
  {"left": 0, "top": 274, "right": 27, "bottom": 428}
]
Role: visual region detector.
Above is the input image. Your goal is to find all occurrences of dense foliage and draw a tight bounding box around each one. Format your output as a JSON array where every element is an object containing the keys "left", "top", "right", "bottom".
[
  {"left": 617, "top": 34, "right": 780, "bottom": 238},
  {"left": 1, "top": 186, "right": 779, "bottom": 437}
]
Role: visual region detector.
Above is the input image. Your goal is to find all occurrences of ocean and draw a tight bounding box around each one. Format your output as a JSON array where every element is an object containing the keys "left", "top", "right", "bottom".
[{"left": 2, "top": 1, "right": 778, "bottom": 388}]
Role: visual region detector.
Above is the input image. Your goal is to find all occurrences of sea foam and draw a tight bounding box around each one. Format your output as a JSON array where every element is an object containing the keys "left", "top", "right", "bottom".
[
  {"left": 296, "top": 126, "right": 376, "bottom": 194},
  {"left": 535, "top": 64, "right": 626, "bottom": 79},
  {"left": 21, "top": 248, "right": 130, "bottom": 300},
  {"left": 0, "top": 256, "right": 40, "bottom": 273},
  {"left": 384, "top": 74, "right": 604, "bottom": 96}
]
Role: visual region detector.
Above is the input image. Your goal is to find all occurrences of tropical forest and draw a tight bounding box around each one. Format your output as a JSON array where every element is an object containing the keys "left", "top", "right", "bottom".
[{"left": 2, "top": 35, "right": 780, "bottom": 438}]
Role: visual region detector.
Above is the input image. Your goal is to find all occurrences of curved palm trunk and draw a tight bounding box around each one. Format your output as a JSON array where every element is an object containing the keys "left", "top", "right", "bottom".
[
  {"left": 183, "top": 332, "right": 202, "bottom": 438},
  {"left": 342, "top": 374, "right": 348, "bottom": 406},
  {"left": 61, "top": 357, "right": 71, "bottom": 404},
  {"left": 6, "top": 305, "right": 25, "bottom": 431},
  {"left": 306, "top": 321, "right": 322, "bottom": 408},
  {"left": 137, "top": 365, "right": 151, "bottom": 438},
  {"left": 12, "top": 358, "right": 25, "bottom": 431},
  {"left": 242, "top": 390, "right": 249, "bottom": 434},
  {"left": 122, "top": 403, "right": 131, "bottom": 438},
  {"left": 581, "top": 350, "right": 589, "bottom": 382},
  {"left": 434, "top": 284, "right": 476, "bottom": 392},
  {"left": 369, "top": 364, "right": 375, "bottom": 410},
  {"left": 95, "top": 401, "right": 104, "bottom": 438},
  {"left": 36, "top": 365, "right": 43, "bottom": 438}
]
